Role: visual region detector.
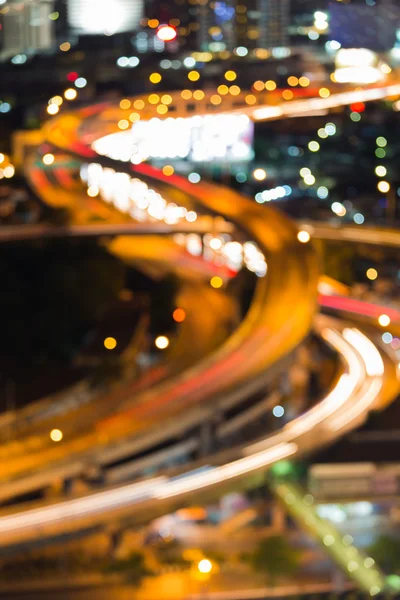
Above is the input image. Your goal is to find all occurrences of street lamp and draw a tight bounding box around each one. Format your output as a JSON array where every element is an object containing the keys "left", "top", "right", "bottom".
[
  {"left": 50, "top": 429, "right": 63, "bottom": 442},
  {"left": 196, "top": 558, "right": 213, "bottom": 599},
  {"left": 198, "top": 559, "right": 212, "bottom": 574},
  {"left": 155, "top": 335, "right": 169, "bottom": 349}
]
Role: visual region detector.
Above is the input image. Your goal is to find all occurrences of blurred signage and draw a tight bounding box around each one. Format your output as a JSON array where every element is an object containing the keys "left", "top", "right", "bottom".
[
  {"left": 68, "top": 0, "right": 143, "bottom": 35},
  {"left": 130, "top": 114, "right": 254, "bottom": 163}
]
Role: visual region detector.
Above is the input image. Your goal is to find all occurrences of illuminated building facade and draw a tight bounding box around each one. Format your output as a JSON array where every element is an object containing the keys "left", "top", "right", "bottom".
[
  {"left": 67, "top": 0, "right": 143, "bottom": 36},
  {"left": 1, "top": 0, "right": 55, "bottom": 57},
  {"left": 197, "top": 0, "right": 236, "bottom": 52},
  {"left": 196, "top": 0, "right": 290, "bottom": 52}
]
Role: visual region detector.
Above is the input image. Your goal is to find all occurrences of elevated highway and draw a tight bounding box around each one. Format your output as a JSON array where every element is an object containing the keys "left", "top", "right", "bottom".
[{"left": 2, "top": 81, "right": 399, "bottom": 594}]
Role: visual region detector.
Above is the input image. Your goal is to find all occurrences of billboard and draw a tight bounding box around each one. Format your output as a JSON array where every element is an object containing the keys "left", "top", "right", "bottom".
[
  {"left": 68, "top": 0, "right": 143, "bottom": 35},
  {"left": 93, "top": 114, "right": 254, "bottom": 164}
]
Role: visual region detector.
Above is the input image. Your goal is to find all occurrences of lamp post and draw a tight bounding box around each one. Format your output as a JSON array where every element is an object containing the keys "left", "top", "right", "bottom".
[{"left": 197, "top": 559, "right": 213, "bottom": 599}]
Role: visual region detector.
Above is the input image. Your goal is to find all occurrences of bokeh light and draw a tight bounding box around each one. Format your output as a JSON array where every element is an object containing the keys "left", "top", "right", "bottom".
[
  {"left": 162, "top": 165, "right": 174, "bottom": 176},
  {"left": 224, "top": 70, "right": 237, "bottom": 81},
  {"left": 210, "top": 276, "right": 223, "bottom": 289},
  {"left": 42, "top": 153, "right": 55, "bottom": 165},
  {"left": 378, "top": 314, "right": 391, "bottom": 327},
  {"left": 253, "top": 168, "right": 267, "bottom": 181},
  {"left": 155, "top": 335, "right": 170, "bottom": 349},
  {"left": 47, "top": 104, "right": 59, "bottom": 115},
  {"left": 50, "top": 429, "right": 63, "bottom": 442},
  {"left": 265, "top": 80, "right": 277, "bottom": 91},
  {"left": 149, "top": 72, "right": 162, "bottom": 84},
  {"left": 173, "top": 308, "right": 186, "bottom": 323},
  {"left": 193, "top": 90, "right": 205, "bottom": 100},
  {"left": 375, "top": 166, "right": 387, "bottom": 177},
  {"left": 120, "top": 99, "right": 131, "bottom": 109},
  {"left": 188, "top": 70, "right": 200, "bottom": 82},
  {"left": 104, "top": 337, "right": 117, "bottom": 350},
  {"left": 366, "top": 268, "right": 378, "bottom": 281},
  {"left": 156, "top": 24, "right": 177, "bottom": 41},
  {"left": 377, "top": 181, "right": 390, "bottom": 193},
  {"left": 297, "top": 230, "right": 311, "bottom": 243},
  {"left": 198, "top": 559, "right": 212, "bottom": 574},
  {"left": 64, "top": 88, "right": 77, "bottom": 100}
]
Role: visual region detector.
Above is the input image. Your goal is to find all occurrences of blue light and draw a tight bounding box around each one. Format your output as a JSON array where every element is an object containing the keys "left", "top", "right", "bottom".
[
  {"left": 273, "top": 405, "right": 285, "bottom": 418},
  {"left": 129, "top": 56, "right": 140, "bottom": 67},
  {"left": 188, "top": 172, "right": 201, "bottom": 184},
  {"left": 183, "top": 57, "right": 196, "bottom": 68},
  {"left": 160, "top": 59, "right": 172, "bottom": 69},
  {"left": 75, "top": 77, "right": 87, "bottom": 88},
  {"left": 288, "top": 146, "right": 300, "bottom": 157},
  {"left": 11, "top": 54, "right": 27, "bottom": 65},
  {"left": 382, "top": 332, "right": 393, "bottom": 344},
  {"left": 214, "top": 1, "right": 235, "bottom": 22},
  {"left": 317, "top": 186, "right": 329, "bottom": 199},
  {"left": 117, "top": 56, "right": 129, "bottom": 67},
  {"left": 235, "top": 46, "right": 248, "bottom": 57},
  {"left": 353, "top": 213, "right": 365, "bottom": 225},
  {"left": 283, "top": 185, "right": 292, "bottom": 196}
]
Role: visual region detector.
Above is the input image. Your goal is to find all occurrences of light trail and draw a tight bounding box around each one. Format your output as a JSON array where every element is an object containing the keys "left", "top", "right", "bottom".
[
  {"left": 343, "top": 328, "right": 385, "bottom": 377},
  {"left": 320, "top": 294, "right": 400, "bottom": 323},
  {"left": 251, "top": 84, "right": 400, "bottom": 121},
  {"left": 2, "top": 83, "right": 397, "bottom": 570},
  {"left": 0, "top": 477, "right": 167, "bottom": 533},
  {"left": 0, "top": 322, "right": 384, "bottom": 544},
  {"left": 152, "top": 443, "right": 298, "bottom": 500},
  {"left": 244, "top": 325, "right": 369, "bottom": 456}
]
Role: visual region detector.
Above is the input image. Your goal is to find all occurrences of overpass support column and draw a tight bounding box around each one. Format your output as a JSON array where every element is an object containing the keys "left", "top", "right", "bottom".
[{"left": 271, "top": 500, "right": 286, "bottom": 531}]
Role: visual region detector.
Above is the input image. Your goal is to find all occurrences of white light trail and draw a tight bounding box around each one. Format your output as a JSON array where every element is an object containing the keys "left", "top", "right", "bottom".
[
  {"left": 343, "top": 329, "right": 384, "bottom": 377},
  {"left": 152, "top": 443, "right": 297, "bottom": 499},
  {"left": 252, "top": 84, "right": 400, "bottom": 121}
]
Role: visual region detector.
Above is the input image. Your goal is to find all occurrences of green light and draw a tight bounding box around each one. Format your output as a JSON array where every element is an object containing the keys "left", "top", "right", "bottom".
[
  {"left": 375, "top": 148, "right": 386, "bottom": 158},
  {"left": 49, "top": 11, "right": 59, "bottom": 20},
  {"left": 270, "top": 461, "right": 294, "bottom": 478},
  {"left": 387, "top": 574, "right": 400, "bottom": 590},
  {"left": 350, "top": 112, "right": 361, "bottom": 122},
  {"left": 376, "top": 136, "right": 387, "bottom": 147}
]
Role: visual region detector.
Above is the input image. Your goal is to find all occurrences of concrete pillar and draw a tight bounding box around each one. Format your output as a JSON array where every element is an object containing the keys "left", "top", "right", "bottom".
[{"left": 271, "top": 501, "right": 286, "bottom": 531}]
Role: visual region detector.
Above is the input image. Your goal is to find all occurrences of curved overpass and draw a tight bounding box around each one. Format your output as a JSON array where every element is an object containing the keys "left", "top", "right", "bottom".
[
  {"left": 1, "top": 103, "right": 318, "bottom": 476},
  {"left": 1, "top": 90, "right": 398, "bottom": 592}
]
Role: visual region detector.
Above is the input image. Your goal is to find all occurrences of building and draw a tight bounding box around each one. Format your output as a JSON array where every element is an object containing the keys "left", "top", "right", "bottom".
[
  {"left": 239, "top": 0, "right": 290, "bottom": 50},
  {"left": 196, "top": 0, "right": 290, "bottom": 52},
  {"left": 1, "top": 0, "right": 55, "bottom": 58},
  {"left": 197, "top": 0, "right": 236, "bottom": 52},
  {"left": 329, "top": 0, "right": 400, "bottom": 52},
  {"left": 67, "top": 0, "right": 143, "bottom": 36}
]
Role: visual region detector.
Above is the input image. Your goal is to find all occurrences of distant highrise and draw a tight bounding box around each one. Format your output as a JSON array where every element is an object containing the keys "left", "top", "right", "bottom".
[
  {"left": 261, "top": 0, "right": 290, "bottom": 48},
  {"left": 1, "top": 0, "right": 55, "bottom": 57},
  {"left": 329, "top": 0, "right": 400, "bottom": 51},
  {"left": 67, "top": 0, "right": 143, "bottom": 36},
  {"left": 197, "top": 0, "right": 290, "bottom": 52},
  {"left": 197, "top": 0, "right": 237, "bottom": 51}
]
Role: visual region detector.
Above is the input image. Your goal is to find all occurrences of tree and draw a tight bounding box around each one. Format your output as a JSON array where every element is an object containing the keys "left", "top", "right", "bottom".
[
  {"left": 243, "top": 535, "right": 299, "bottom": 585},
  {"left": 368, "top": 535, "right": 400, "bottom": 574},
  {"left": 104, "top": 551, "right": 154, "bottom": 586}
]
